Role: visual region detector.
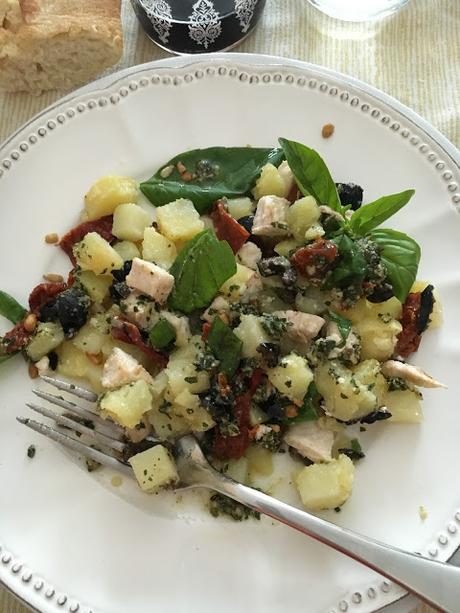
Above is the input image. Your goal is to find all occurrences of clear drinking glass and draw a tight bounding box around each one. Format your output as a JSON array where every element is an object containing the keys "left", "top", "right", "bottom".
[{"left": 307, "top": 0, "right": 410, "bottom": 22}]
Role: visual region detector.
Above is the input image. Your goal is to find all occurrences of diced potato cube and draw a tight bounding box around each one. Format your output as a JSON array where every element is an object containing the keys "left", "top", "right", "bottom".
[
  {"left": 56, "top": 342, "right": 91, "bottom": 378},
  {"left": 173, "top": 389, "right": 215, "bottom": 432},
  {"left": 274, "top": 238, "right": 302, "bottom": 258},
  {"left": 165, "top": 338, "right": 210, "bottom": 396},
  {"left": 150, "top": 371, "right": 168, "bottom": 400},
  {"left": 246, "top": 445, "right": 274, "bottom": 477},
  {"left": 99, "top": 380, "right": 152, "bottom": 428},
  {"left": 267, "top": 353, "right": 314, "bottom": 402},
  {"left": 112, "top": 203, "right": 151, "bottom": 242},
  {"left": 411, "top": 281, "right": 442, "bottom": 329},
  {"left": 296, "top": 454, "right": 355, "bottom": 511},
  {"left": 287, "top": 196, "right": 320, "bottom": 241},
  {"left": 225, "top": 457, "right": 249, "bottom": 483},
  {"left": 233, "top": 314, "right": 271, "bottom": 358},
  {"left": 226, "top": 197, "right": 254, "bottom": 220},
  {"left": 156, "top": 199, "right": 204, "bottom": 242},
  {"left": 142, "top": 227, "right": 177, "bottom": 270},
  {"left": 85, "top": 175, "right": 138, "bottom": 220},
  {"left": 27, "top": 322, "right": 65, "bottom": 362},
  {"left": 277, "top": 161, "right": 295, "bottom": 197},
  {"left": 315, "top": 359, "right": 386, "bottom": 422},
  {"left": 252, "top": 163, "right": 286, "bottom": 200},
  {"left": 148, "top": 404, "right": 191, "bottom": 439},
  {"left": 72, "top": 320, "right": 108, "bottom": 355},
  {"left": 341, "top": 298, "right": 402, "bottom": 361},
  {"left": 219, "top": 263, "right": 262, "bottom": 301},
  {"left": 113, "top": 240, "right": 141, "bottom": 262},
  {"left": 129, "top": 445, "right": 179, "bottom": 493},
  {"left": 305, "top": 223, "right": 325, "bottom": 241},
  {"left": 78, "top": 270, "right": 112, "bottom": 303},
  {"left": 74, "top": 232, "right": 123, "bottom": 275},
  {"left": 386, "top": 389, "right": 423, "bottom": 423}
]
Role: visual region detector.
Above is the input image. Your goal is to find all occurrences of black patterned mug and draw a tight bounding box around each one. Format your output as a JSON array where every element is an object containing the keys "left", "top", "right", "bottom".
[{"left": 130, "top": 0, "right": 267, "bottom": 54}]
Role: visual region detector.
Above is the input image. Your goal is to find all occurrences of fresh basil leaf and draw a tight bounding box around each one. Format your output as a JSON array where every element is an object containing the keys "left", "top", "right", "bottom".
[
  {"left": 324, "top": 232, "right": 367, "bottom": 289},
  {"left": 0, "top": 290, "right": 26, "bottom": 324},
  {"left": 328, "top": 310, "right": 352, "bottom": 346},
  {"left": 351, "top": 438, "right": 363, "bottom": 453},
  {"left": 149, "top": 318, "right": 176, "bottom": 350},
  {"left": 285, "top": 382, "right": 320, "bottom": 424},
  {"left": 278, "top": 138, "right": 343, "bottom": 213},
  {"left": 140, "top": 147, "right": 284, "bottom": 214},
  {"left": 207, "top": 317, "right": 242, "bottom": 377},
  {"left": 168, "top": 230, "right": 236, "bottom": 314},
  {"left": 369, "top": 228, "right": 420, "bottom": 303},
  {"left": 349, "top": 189, "right": 415, "bottom": 236}
]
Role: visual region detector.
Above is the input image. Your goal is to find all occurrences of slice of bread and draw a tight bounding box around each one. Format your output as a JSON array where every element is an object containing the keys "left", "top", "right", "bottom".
[{"left": 0, "top": 0, "right": 123, "bottom": 93}]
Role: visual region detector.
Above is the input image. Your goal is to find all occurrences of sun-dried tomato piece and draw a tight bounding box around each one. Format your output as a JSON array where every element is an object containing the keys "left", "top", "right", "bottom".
[
  {"left": 1, "top": 320, "right": 31, "bottom": 353},
  {"left": 213, "top": 426, "right": 251, "bottom": 460},
  {"left": 210, "top": 201, "right": 250, "bottom": 254},
  {"left": 29, "top": 282, "right": 68, "bottom": 313},
  {"left": 395, "top": 292, "right": 422, "bottom": 357},
  {"left": 291, "top": 239, "right": 338, "bottom": 279},
  {"left": 201, "top": 321, "right": 211, "bottom": 342},
  {"left": 212, "top": 369, "right": 264, "bottom": 460},
  {"left": 111, "top": 318, "right": 168, "bottom": 369},
  {"left": 59, "top": 216, "right": 114, "bottom": 264}
]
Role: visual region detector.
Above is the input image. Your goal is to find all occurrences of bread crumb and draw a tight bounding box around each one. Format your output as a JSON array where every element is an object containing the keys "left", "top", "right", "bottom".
[
  {"left": 45, "top": 233, "right": 59, "bottom": 244},
  {"left": 419, "top": 505, "right": 428, "bottom": 521},
  {"left": 322, "top": 123, "right": 335, "bottom": 139},
  {"left": 111, "top": 475, "right": 123, "bottom": 487}
]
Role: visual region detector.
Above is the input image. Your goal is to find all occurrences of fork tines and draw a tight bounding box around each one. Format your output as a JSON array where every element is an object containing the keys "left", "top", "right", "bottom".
[{"left": 18, "top": 376, "right": 134, "bottom": 476}]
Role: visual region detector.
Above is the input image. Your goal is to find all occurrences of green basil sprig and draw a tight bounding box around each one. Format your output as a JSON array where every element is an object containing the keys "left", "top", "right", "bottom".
[
  {"left": 278, "top": 137, "right": 344, "bottom": 214},
  {"left": 0, "top": 290, "right": 27, "bottom": 324},
  {"left": 368, "top": 229, "right": 421, "bottom": 302},
  {"left": 207, "top": 317, "right": 242, "bottom": 378},
  {"left": 168, "top": 230, "right": 236, "bottom": 314},
  {"left": 141, "top": 147, "right": 284, "bottom": 214},
  {"left": 349, "top": 189, "right": 415, "bottom": 236}
]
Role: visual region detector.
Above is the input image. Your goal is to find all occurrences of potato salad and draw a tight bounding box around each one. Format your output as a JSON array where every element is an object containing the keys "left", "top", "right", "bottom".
[{"left": 0, "top": 138, "right": 444, "bottom": 516}]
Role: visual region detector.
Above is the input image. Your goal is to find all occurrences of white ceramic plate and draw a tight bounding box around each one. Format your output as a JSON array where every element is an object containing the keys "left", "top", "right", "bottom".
[{"left": 0, "top": 54, "right": 459, "bottom": 613}]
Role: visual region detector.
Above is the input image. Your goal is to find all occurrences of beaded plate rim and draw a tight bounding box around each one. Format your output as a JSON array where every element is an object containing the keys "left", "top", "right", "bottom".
[{"left": 0, "top": 54, "right": 459, "bottom": 613}]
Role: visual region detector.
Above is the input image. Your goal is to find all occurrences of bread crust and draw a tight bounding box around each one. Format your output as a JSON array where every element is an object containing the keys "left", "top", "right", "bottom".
[{"left": 0, "top": 0, "right": 123, "bottom": 92}]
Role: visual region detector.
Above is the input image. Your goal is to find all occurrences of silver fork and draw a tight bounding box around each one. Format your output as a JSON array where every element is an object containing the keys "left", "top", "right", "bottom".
[{"left": 19, "top": 376, "right": 459, "bottom": 612}]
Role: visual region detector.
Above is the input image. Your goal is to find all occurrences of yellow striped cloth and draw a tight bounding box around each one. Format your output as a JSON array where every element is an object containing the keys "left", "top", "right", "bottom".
[{"left": 0, "top": 1, "right": 458, "bottom": 612}]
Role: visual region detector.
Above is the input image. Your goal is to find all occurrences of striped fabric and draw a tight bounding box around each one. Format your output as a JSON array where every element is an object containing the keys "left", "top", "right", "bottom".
[{"left": 0, "top": 1, "right": 458, "bottom": 612}]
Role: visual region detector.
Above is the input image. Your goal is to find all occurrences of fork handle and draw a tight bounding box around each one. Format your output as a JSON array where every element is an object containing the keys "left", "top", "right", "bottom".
[{"left": 205, "top": 472, "right": 456, "bottom": 612}]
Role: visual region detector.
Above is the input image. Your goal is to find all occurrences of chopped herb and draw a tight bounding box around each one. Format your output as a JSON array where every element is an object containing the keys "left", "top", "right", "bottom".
[
  {"left": 261, "top": 314, "right": 291, "bottom": 340},
  {"left": 338, "top": 438, "right": 365, "bottom": 461},
  {"left": 149, "top": 318, "right": 176, "bottom": 350},
  {"left": 209, "top": 493, "right": 260, "bottom": 521},
  {"left": 328, "top": 310, "right": 352, "bottom": 346},
  {"left": 387, "top": 377, "right": 409, "bottom": 392},
  {"left": 27, "top": 444, "right": 36, "bottom": 459},
  {"left": 184, "top": 376, "right": 198, "bottom": 384}
]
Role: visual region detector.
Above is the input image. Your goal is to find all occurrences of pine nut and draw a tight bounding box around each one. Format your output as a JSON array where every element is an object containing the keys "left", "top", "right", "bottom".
[
  {"left": 43, "top": 273, "right": 64, "bottom": 283},
  {"left": 28, "top": 363, "right": 39, "bottom": 379},
  {"left": 23, "top": 313, "right": 37, "bottom": 333},
  {"left": 45, "top": 233, "right": 59, "bottom": 244}
]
